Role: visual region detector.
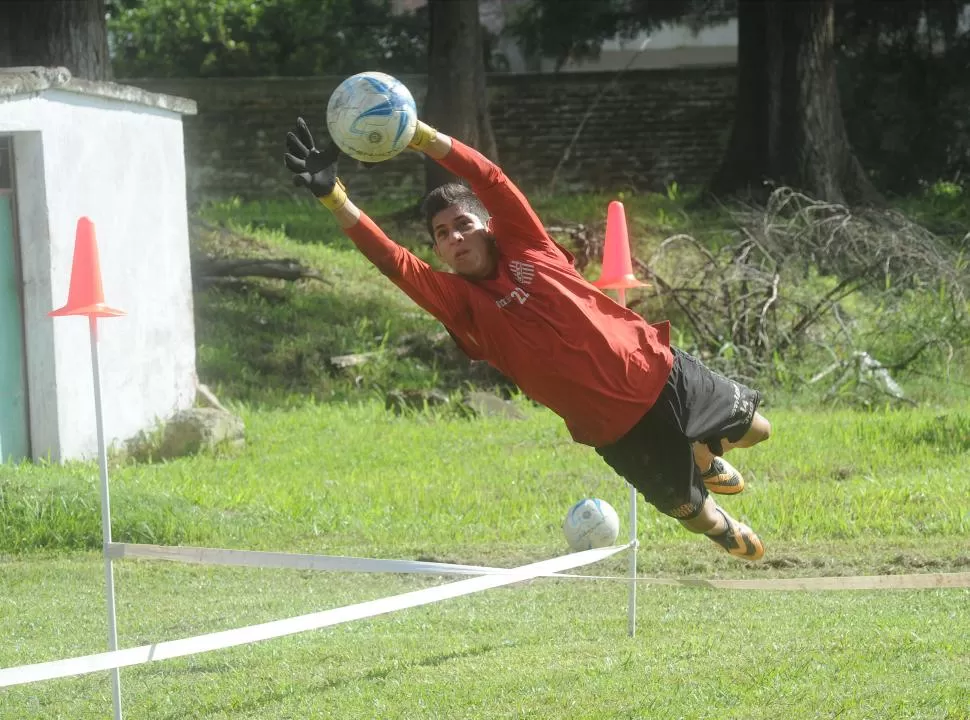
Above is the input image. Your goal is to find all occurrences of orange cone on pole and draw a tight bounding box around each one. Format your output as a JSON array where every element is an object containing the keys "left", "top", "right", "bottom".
[
  {"left": 593, "top": 201, "right": 647, "bottom": 291},
  {"left": 49, "top": 217, "right": 126, "bottom": 318},
  {"left": 47, "top": 216, "right": 126, "bottom": 717}
]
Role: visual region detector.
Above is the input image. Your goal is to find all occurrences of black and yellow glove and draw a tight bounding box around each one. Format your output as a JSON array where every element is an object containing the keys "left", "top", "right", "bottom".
[{"left": 284, "top": 117, "right": 347, "bottom": 211}]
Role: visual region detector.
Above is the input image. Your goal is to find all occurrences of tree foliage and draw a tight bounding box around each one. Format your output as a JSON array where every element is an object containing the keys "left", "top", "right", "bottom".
[
  {"left": 835, "top": 0, "right": 968, "bottom": 53},
  {"left": 507, "top": 0, "right": 736, "bottom": 70},
  {"left": 508, "top": 0, "right": 969, "bottom": 69},
  {"left": 835, "top": 0, "right": 970, "bottom": 192},
  {"left": 510, "top": 0, "right": 970, "bottom": 197},
  {"left": 107, "top": 0, "right": 428, "bottom": 78}
]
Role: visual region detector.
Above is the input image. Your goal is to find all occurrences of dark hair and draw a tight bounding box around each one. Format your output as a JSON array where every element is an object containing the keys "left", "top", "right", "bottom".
[{"left": 421, "top": 183, "right": 490, "bottom": 242}]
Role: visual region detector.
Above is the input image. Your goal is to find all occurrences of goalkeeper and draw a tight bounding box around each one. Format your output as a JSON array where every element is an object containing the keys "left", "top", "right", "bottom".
[{"left": 284, "top": 116, "right": 772, "bottom": 561}]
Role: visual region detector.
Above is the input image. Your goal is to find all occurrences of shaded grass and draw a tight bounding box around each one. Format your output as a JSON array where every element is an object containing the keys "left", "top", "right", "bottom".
[
  {"left": 192, "top": 201, "right": 458, "bottom": 404},
  {"left": 194, "top": 284, "right": 447, "bottom": 405},
  {"left": 192, "top": 194, "right": 970, "bottom": 410}
]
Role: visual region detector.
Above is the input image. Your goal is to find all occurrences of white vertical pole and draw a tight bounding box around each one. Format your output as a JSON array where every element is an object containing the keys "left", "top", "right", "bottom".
[
  {"left": 89, "top": 316, "right": 123, "bottom": 720},
  {"left": 616, "top": 288, "right": 638, "bottom": 638},
  {"left": 627, "top": 483, "right": 637, "bottom": 637}
]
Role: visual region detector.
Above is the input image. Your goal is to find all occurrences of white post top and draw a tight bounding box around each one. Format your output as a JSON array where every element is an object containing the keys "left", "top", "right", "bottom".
[{"left": 0, "top": 66, "right": 197, "bottom": 115}]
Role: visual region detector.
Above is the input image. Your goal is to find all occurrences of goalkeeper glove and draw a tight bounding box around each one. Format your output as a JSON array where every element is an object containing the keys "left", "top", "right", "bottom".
[{"left": 284, "top": 117, "right": 347, "bottom": 211}]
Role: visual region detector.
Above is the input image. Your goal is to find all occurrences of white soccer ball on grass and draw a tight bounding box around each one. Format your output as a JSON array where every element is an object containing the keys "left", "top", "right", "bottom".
[
  {"left": 326, "top": 71, "right": 418, "bottom": 162},
  {"left": 563, "top": 498, "right": 620, "bottom": 551}
]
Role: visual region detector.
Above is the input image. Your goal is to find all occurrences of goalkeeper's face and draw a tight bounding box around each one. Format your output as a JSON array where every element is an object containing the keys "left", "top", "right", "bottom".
[{"left": 431, "top": 205, "right": 498, "bottom": 279}]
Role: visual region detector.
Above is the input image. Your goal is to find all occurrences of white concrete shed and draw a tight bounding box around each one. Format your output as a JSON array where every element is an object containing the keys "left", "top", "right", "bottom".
[{"left": 0, "top": 66, "right": 198, "bottom": 463}]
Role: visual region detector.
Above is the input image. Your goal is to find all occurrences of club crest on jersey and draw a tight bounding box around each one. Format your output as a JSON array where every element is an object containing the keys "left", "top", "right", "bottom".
[{"left": 508, "top": 260, "right": 535, "bottom": 285}]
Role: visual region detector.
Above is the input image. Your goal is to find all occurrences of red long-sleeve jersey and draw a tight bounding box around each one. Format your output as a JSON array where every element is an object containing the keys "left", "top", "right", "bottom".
[{"left": 345, "top": 139, "right": 673, "bottom": 447}]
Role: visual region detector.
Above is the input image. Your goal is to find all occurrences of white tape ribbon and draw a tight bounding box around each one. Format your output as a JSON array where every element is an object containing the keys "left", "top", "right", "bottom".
[
  {"left": 0, "top": 544, "right": 628, "bottom": 688},
  {"left": 105, "top": 542, "right": 504, "bottom": 576}
]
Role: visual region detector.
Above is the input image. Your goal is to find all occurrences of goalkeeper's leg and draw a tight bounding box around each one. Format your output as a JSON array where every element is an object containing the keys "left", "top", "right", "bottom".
[
  {"left": 680, "top": 496, "right": 765, "bottom": 561},
  {"left": 693, "top": 412, "right": 772, "bottom": 494}
]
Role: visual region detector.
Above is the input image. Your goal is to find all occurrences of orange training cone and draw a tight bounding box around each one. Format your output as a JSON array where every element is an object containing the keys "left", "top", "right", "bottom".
[
  {"left": 592, "top": 200, "right": 647, "bottom": 290},
  {"left": 49, "top": 217, "right": 126, "bottom": 318}
]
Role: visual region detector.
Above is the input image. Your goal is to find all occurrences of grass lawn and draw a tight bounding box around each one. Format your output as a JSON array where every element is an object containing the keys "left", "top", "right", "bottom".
[
  {"left": 2, "top": 402, "right": 968, "bottom": 719},
  {"left": 2, "top": 194, "right": 968, "bottom": 718},
  {"left": 1, "top": 557, "right": 967, "bottom": 719}
]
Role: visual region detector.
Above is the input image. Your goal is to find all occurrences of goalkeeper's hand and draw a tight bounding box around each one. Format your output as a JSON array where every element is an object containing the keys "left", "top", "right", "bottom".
[
  {"left": 408, "top": 120, "right": 439, "bottom": 153},
  {"left": 284, "top": 118, "right": 347, "bottom": 211}
]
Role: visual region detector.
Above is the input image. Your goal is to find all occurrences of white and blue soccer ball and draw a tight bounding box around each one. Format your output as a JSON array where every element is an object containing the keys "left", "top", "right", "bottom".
[
  {"left": 563, "top": 498, "right": 620, "bottom": 551},
  {"left": 326, "top": 71, "right": 418, "bottom": 162}
]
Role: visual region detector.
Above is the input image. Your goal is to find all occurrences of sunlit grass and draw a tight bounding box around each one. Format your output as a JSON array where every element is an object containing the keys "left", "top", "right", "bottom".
[
  {"left": 1, "top": 555, "right": 967, "bottom": 719},
  {"left": 2, "top": 402, "right": 967, "bottom": 563}
]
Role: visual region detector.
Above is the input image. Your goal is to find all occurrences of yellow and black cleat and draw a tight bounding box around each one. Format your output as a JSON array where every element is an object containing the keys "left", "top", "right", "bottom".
[
  {"left": 701, "top": 456, "right": 745, "bottom": 495},
  {"left": 707, "top": 509, "right": 765, "bottom": 561}
]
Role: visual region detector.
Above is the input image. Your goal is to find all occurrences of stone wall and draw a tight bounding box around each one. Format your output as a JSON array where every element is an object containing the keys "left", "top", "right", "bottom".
[{"left": 130, "top": 67, "right": 738, "bottom": 204}]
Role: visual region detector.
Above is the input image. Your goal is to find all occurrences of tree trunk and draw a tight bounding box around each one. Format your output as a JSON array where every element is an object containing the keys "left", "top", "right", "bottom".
[
  {"left": 709, "top": 0, "right": 879, "bottom": 206},
  {"left": 424, "top": 0, "right": 499, "bottom": 192},
  {"left": 0, "top": 0, "right": 111, "bottom": 81}
]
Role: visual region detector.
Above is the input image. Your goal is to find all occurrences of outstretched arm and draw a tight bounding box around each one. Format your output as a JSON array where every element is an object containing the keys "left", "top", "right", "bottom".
[
  {"left": 410, "top": 122, "right": 453, "bottom": 162},
  {"left": 284, "top": 118, "right": 467, "bottom": 325},
  {"left": 409, "top": 122, "right": 557, "bottom": 254}
]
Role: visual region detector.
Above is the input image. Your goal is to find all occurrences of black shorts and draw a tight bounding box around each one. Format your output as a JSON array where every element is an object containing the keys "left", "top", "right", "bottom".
[{"left": 596, "top": 348, "right": 761, "bottom": 520}]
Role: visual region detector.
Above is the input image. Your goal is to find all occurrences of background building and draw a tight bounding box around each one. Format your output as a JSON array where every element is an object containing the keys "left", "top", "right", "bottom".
[{"left": 0, "top": 67, "right": 198, "bottom": 462}]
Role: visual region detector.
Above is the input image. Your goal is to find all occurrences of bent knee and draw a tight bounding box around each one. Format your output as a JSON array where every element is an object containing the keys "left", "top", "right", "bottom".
[{"left": 743, "top": 413, "right": 771, "bottom": 445}]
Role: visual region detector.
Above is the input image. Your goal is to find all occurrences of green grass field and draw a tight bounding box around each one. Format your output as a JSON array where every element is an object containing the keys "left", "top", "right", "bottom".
[{"left": 2, "top": 193, "right": 968, "bottom": 718}]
